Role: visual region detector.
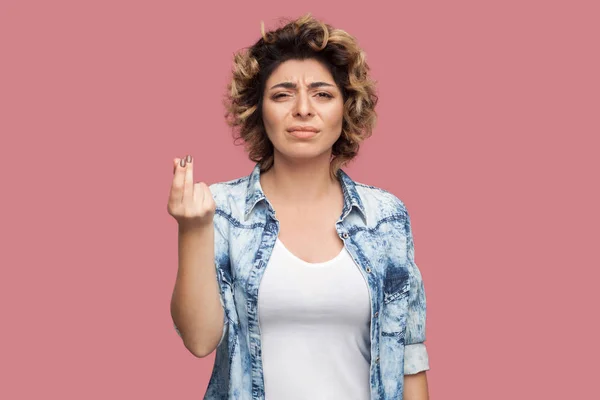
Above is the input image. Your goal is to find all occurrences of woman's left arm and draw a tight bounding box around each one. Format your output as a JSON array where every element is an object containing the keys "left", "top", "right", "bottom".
[
  {"left": 403, "top": 371, "right": 429, "bottom": 400},
  {"left": 402, "top": 207, "right": 430, "bottom": 399}
]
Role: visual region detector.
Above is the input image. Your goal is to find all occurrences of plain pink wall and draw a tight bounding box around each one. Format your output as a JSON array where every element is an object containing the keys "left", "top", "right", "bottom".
[{"left": 1, "top": 0, "right": 598, "bottom": 398}]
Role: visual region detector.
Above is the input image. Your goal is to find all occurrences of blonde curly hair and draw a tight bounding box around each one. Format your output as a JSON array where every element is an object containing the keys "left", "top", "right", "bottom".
[{"left": 223, "top": 13, "right": 378, "bottom": 180}]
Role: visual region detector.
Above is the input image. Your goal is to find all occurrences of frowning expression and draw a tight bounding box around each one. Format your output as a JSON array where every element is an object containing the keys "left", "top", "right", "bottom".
[{"left": 262, "top": 58, "right": 344, "bottom": 160}]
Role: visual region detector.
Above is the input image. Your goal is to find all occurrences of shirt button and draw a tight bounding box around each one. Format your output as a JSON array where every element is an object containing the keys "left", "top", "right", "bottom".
[
  {"left": 342, "top": 232, "right": 349, "bottom": 239},
  {"left": 374, "top": 311, "right": 379, "bottom": 318},
  {"left": 375, "top": 356, "right": 380, "bottom": 363},
  {"left": 366, "top": 267, "right": 372, "bottom": 273}
]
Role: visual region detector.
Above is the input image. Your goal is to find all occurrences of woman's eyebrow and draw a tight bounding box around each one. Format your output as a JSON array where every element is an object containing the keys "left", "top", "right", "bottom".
[{"left": 269, "top": 81, "right": 336, "bottom": 90}]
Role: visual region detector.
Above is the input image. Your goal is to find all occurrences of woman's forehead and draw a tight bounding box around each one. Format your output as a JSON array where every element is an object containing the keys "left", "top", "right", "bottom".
[{"left": 267, "top": 59, "right": 335, "bottom": 86}]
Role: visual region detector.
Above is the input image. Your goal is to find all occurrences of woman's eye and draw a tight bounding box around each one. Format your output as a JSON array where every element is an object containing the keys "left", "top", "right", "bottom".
[{"left": 272, "top": 92, "right": 333, "bottom": 99}]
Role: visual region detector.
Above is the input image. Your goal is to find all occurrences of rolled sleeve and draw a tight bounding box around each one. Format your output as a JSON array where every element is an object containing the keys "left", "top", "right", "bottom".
[
  {"left": 404, "top": 343, "right": 430, "bottom": 374},
  {"left": 214, "top": 263, "right": 233, "bottom": 348},
  {"left": 403, "top": 209, "right": 428, "bottom": 347}
]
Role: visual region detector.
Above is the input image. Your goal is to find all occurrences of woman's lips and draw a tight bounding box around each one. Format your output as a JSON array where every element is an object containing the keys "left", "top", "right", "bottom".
[{"left": 287, "top": 129, "right": 319, "bottom": 139}]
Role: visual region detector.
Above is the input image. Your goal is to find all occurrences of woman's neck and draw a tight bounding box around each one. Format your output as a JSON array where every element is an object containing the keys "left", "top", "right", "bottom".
[{"left": 259, "top": 155, "right": 341, "bottom": 209}]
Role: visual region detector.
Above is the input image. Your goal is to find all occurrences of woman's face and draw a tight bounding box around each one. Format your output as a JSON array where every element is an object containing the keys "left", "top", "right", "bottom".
[{"left": 262, "top": 58, "right": 344, "bottom": 162}]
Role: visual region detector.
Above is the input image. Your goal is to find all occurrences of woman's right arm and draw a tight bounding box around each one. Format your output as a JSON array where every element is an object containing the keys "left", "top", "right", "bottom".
[
  {"left": 168, "top": 156, "right": 225, "bottom": 358},
  {"left": 171, "top": 223, "right": 224, "bottom": 357}
]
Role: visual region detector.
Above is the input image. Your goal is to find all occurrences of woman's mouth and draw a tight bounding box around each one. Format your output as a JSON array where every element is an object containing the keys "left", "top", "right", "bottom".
[
  {"left": 288, "top": 129, "right": 319, "bottom": 139},
  {"left": 287, "top": 126, "right": 320, "bottom": 139}
]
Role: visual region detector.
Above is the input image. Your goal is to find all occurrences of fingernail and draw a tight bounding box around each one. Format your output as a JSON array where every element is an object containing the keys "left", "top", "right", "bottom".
[
  {"left": 186, "top": 155, "right": 192, "bottom": 163},
  {"left": 180, "top": 158, "right": 186, "bottom": 167}
]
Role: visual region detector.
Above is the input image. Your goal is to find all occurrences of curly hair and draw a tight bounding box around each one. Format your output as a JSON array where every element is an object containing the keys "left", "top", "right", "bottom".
[{"left": 223, "top": 13, "right": 378, "bottom": 180}]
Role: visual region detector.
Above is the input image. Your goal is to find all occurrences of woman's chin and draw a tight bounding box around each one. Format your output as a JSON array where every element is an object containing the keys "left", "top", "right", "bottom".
[{"left": 278, "top": 147, "right": 332, "bottom": 161}]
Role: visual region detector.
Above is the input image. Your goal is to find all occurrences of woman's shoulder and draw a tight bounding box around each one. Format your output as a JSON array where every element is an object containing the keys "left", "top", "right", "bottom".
[
  {"left": 208, "top": 176, "right": 248, "bottom": 203},
  {"left": 352, "top": 179, "right": 410, "bottom": 217},
  {"left": 207, "top": 172, "right": 255, "bottom": 225}
]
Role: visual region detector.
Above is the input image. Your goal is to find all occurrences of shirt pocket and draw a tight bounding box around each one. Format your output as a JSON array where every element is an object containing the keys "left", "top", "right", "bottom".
[{"left": 381, "top": 267, "right": 410, "bottom": 339}]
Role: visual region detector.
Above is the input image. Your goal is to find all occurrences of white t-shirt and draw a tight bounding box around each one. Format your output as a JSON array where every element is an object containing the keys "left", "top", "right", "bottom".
[{"left": 258, "top": 237, "right": 372, "bottom": 400}]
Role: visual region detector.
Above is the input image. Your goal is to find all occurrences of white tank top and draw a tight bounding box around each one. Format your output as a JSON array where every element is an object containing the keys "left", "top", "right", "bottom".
[{"left": 258, "top": 237, "right": 372, "bottom": 400}]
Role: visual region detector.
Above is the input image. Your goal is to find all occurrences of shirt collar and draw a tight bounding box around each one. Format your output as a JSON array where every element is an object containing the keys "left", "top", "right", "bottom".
[{"left": 244, "top": 163, "right": 367, "bottom": 223}]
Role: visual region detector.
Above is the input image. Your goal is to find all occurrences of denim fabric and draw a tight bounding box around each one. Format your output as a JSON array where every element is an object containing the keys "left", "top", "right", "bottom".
[{"left": 174, "top": 163, "right": 428, "bottom": 399}]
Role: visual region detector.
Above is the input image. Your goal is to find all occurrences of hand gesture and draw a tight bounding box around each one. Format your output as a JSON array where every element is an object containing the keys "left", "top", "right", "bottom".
[{"left": 167, "top": 155, "right": 216, "bottom": 230}]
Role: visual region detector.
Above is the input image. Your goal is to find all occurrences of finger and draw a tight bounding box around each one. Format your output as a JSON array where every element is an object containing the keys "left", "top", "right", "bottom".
[
  {"left": 193, "top": 182, "right": 206, "bottom": 205},
  {"left": 170, "top": 157, "right": 186, "bottom": 203},
  {"left": 183, "top": 156, "right": 194, "bottom": 208},
  {"left": 200, "top": 183, "right": 215, "bottom": 211}
]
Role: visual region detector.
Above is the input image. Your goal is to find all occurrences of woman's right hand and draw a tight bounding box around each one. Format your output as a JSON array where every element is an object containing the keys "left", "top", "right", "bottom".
[{"left": 167, "top": 155, "right": 216, "bottom": 230}]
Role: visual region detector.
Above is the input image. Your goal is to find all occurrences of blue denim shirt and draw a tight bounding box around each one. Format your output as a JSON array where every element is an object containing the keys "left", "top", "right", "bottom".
[{"left": 174, "top": 163, "right": 429, "bottom": 399}]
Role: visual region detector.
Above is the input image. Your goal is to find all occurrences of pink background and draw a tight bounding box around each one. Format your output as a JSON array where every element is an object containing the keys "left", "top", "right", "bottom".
[{"left": 1, "top": 0, "right": 598, "bottom": 398}]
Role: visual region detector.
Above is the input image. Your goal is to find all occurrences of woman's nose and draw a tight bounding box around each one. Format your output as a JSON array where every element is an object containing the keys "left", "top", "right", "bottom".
[{"left": 293, "top": 92, "right": 313, "bottom": 117}]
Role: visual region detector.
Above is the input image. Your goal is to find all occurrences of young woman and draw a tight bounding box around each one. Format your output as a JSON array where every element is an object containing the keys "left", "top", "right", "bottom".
[{"left": 168, "top": 14, "right": 430, "bottom": 400}]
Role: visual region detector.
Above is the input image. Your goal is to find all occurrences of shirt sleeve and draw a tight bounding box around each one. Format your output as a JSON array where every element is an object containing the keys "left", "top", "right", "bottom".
[
  {"left": 403, "top": 207, "right": 429, "bottom": 370},
  {"left": 213, "top": 254, "right": 234, "bottom": 348},
  {"left": 404, "top": 343, "right": 430, "bottom": 374}
]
